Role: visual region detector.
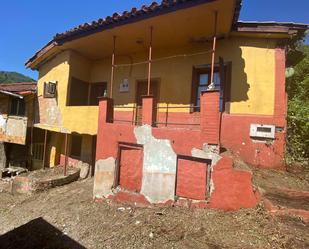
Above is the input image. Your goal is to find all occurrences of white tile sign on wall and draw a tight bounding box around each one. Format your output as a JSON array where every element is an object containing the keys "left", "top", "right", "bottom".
[{"left": 119, "top": 78, "right": 129, "bottom": 92}]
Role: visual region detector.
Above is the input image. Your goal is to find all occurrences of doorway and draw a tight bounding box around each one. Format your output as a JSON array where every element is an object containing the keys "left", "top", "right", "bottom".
[{"left": 117, "top": 144, "right": 143, "bottom": 192}]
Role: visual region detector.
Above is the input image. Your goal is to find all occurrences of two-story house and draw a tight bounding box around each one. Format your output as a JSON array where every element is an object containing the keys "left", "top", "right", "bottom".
[
  {"left": 26, "top": 0, "right": 307, "bottom": 209},
  {"left": 0, "top": 82, "right": 36, "bottom": 171}
]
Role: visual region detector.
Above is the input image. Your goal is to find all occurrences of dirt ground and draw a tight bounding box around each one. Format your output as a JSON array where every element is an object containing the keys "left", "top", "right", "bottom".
[
  {"left": 0, "top": 177, "right": 308, "bottom": 249},
  {"left": 252, "top": 166, "right": 309, "bottom": 192}
]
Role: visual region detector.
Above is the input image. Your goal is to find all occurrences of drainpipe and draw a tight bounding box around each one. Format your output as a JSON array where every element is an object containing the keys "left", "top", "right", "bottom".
[
  {"left": 110, "top": 36, "right": 116, "bottom": 99},
  {"left": 209, "top": 11, "right": 218, "bottom": 89},
  {"left": 209, "top": 11, "right": 221, "bottom": 149},
  {"left": 147, "top": 26, "right": 153, "bottom": 96}
]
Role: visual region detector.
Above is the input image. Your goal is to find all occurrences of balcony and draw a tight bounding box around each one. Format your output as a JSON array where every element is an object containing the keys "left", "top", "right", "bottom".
[{"left": 98, "top": 90, "right": 220, "bottom": 145}]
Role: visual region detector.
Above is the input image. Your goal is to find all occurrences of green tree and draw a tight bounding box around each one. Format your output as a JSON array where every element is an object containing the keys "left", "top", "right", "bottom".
[{"left": 286, "top": 44, "right": 309, "bottom": 164}]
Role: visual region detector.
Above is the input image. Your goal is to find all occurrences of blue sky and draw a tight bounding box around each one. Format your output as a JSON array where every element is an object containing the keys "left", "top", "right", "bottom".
[{"left": 0, "top": 0, "right": 308, "bottom": 80}]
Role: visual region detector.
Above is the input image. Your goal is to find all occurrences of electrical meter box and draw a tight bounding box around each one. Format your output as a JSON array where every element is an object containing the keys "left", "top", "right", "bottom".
[{"left": 250, "top": 124, "right": 275, "bottom": 139}]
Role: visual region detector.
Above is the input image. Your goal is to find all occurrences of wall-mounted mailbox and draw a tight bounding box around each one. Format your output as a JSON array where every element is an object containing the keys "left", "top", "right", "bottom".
[{"left": 250, "top": 124, "right": 275, "bottom": 139}]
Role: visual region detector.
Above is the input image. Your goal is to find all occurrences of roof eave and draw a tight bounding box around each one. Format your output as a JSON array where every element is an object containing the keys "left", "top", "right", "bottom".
[
  {"left": 26, "top": 0, "right": 242, "bottom": 69},
  {"left": 235, "top": 21, "right": 308, "bottom": 33},
  {"left": 25, "top": 40, "right": 58, "bottom": 69}
]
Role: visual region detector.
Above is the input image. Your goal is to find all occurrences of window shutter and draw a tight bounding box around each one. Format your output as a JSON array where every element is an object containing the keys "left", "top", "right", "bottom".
[{"left": 44, "top": 82, "right": 57, "bottom": 98}]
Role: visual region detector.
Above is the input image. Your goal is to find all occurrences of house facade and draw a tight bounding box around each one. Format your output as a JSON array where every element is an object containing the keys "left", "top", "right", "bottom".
[
  {"left": 26, "top": 0, "right": 307, "bottom": 209},
  {"left": 0, "top": 82, "right": 36, "bottom": 169}
]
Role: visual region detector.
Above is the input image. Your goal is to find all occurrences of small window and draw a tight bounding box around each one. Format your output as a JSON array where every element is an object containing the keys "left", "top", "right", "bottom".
[
  {"left": 70, "top": 135, "right": 82, "bottom": 158},
  {"left": 10, "top": 98, "right": 25, "bottom": 116},
  {"left": 44, "top": 81, "right": 57, "bottom": 98}
]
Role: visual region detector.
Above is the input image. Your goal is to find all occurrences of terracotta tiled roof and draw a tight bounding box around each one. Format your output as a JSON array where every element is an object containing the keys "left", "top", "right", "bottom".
[
  {"left": 26, "top": 0, "right": 242, "bottom": 68},
  {"left": 54, "top": 0, "right": 242, "bottom": 42},
  {"left": 0, "top": 82, "right": 37, "bottom": 93}
]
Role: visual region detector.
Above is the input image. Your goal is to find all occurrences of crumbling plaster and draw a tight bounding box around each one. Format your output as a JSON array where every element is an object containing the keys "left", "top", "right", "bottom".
[
  {"left": 0, "top": 115, "right": 27, "bottom": 145},
  {"left": 93, "top": 157, "right": 116, "bottom": 199},
  {"left": 93, "top": 125, "right": 220, "bottom": 204},
  {"left": 0, "top": 114, "right": 6, "bottom": 132},
  {"left": 134, "top": 125, "right": 177, "bottom": 203}
]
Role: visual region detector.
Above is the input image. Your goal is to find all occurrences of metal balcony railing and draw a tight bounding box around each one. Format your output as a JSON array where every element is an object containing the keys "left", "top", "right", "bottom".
[
  {"left": 112, "top": 105, "right": 140, "bottom": 125},
  {"left": 153, "top": 105, "right": 200, "bottom": 127}
]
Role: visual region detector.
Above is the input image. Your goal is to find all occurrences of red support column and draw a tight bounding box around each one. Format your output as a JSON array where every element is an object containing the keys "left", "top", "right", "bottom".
[
  {"left": 200, "top": 90, "right": 220, "bottom": 144},
  {"left": 98, "top": 97, "right": 114, "bottom": 124},
  {"left": 142, "top": 95, "right": 155, "bottom": 125},
  {"left": 96, "top": 97, "right": 114, "bottom": 161}
]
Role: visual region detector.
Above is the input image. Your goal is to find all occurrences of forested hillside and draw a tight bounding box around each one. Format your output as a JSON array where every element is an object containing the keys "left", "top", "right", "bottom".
[{"left": 0, "top": 71, "right": 35, "bottom": 83}]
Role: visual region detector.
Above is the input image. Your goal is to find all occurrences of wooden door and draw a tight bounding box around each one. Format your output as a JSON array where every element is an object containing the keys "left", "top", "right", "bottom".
[{"left": 135, "top": 80, "right": 159, "bottom": 125}]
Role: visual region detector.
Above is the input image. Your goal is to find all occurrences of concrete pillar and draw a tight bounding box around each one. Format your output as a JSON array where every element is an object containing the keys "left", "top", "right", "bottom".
[
  {"left": 0, "top": 142, "right": 6, "bottom": 169},
  {"left": 142, "top": 95, "right": 155, "bottom": 125},
  {"left": 98, "top": 97, "right": 114, "bottom": 124},
  {"left": 200, "top": 90, "right": 220, "bottom": 145}
]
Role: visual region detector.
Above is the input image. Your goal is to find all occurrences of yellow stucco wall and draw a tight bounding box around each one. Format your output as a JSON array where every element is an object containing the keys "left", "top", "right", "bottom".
[
  {"left": 37, "top": 36, "right": 277, "bottom": 135},
  {"left": 38, "top": 50, "right": 99, "bottom": 135},
  {"left": 38, "top": 51, "right": 70, "bottom": 102},
  {"left": 91, "top": 37, "right": 276, "bottom": 115},
  {"left": 62, "top": 51, "right": 99, "bottom": 135},
  {"left": 48, "top": 131, "right": 63, "bottom": 167},
  {"left": 227, "top": 38, "right": 276, "bottom": 114}
]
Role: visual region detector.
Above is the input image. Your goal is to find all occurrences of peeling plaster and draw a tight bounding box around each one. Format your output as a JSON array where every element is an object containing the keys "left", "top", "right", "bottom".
[
  {"left": 134, "top": 125, "right": 177, "bottom": 203},
  {"left": 6, "top": 117, "right": 27, "bottom": 137},
  {"left": 38, "top": 97, "right": 63, "bottom": 127},
  {"left": 191, "top": 144, "right": 221, "bottom": 166},
  {"left": 0, "top": 114, "right": 7, "bottom": 132},
  {"left": 93, "top": 157, "right": 116, "bottom": 199},
  {"left": 0, "top": 114, "right": 27, "bottom": 144}
]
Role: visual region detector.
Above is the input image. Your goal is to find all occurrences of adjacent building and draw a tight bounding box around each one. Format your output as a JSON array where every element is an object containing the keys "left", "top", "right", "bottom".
[
  {"left": 0, "top": 82, "right": 36, "bottom": 169},
  {"left": 25, "top": 0, "right": 307, "bottom": 209}
]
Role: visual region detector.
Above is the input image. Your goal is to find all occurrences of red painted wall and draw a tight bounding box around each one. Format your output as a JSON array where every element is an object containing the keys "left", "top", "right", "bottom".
[
  {"left": 209, "top": 157, "right": 260, "bottom": 211},
  {"left": 220, "top": 114, "right": 285, "bottom": 169},
  {"left": 96, "top": 92, "right": 220, "bottom": 160},
  {"left": 220, "top": 48, "right": 287, "bottom": 169},
  {"left": 156, "top": 112, "right": 200, "bottom": 129},
  {"left": 200, "top": 91, "right": 220, "bottom": 144},
  {"left": 96, "top": 123, "right": 137, "bottom": 160},
  {"left": 119, "top": 147, "right": 143, "bottom": 192},
  {"left": 176, "top": 159, "right": 207, "bottom": 200}
]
